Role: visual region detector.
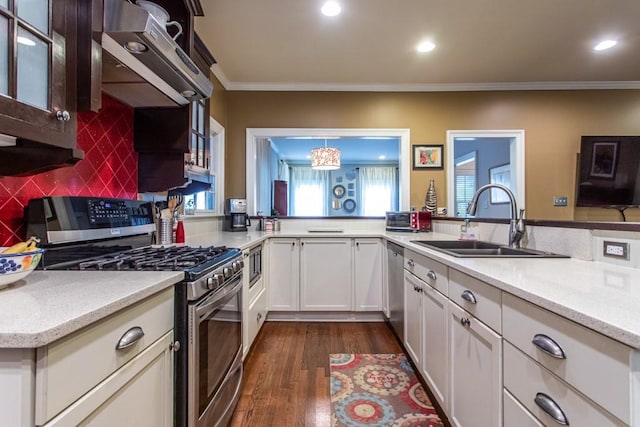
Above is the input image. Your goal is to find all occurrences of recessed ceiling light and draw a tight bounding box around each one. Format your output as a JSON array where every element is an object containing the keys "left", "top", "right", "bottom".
[
  {"left": 321, "top": 1, "right": 341, "bottom": 17},
  {"left": 378, "top": 155, "right": 386, "bottom": 160},
  {"left": 593, "top": 39, "right": 617, "bottom": 51},
  {"left": 416, "top": 40, "right": 436, "bottom": 53}
]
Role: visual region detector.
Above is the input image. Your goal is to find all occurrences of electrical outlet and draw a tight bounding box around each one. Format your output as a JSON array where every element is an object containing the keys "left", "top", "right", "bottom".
[
  {"left": 553, "top": 196, "right": 568, "bottom": 206},
  {"left": 603, "top": 241, "right": 629, "bottom": 259}
]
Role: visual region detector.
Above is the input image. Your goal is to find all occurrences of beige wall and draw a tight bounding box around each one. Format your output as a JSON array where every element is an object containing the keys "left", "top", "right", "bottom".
[
  {"left": 208, "top": 72, "right": 228, "bottom": 128},
  {"left": 224, "top": 89, "right": 640, "bottom": 221}
]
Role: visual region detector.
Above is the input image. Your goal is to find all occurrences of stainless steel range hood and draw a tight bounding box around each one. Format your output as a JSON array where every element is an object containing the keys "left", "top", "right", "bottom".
[{"left": 102, "top": 0, "right": 213, "bottom": 108}]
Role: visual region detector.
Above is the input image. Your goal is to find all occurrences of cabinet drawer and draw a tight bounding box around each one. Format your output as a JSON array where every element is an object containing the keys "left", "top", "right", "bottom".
[
  {"left": 503, "top": 388, "right": 543, "bottom": 427},
  {"left": 404, "top": 249, "right": 448, "bottom": 295},
  {"left": 35, "top": 288, "right": 174, "bottom": 425},
  {"left": 247, "top": 287, "right": 268, "bottom": 352},
  {"left": 449, "top": 269, "right": 501, "bottom": 333},
  {"left": 504, "top": 341, "right": 625, "bottom": 427},
  {"left": 503, "top": 293, "right": 632, "bottom": 424}
]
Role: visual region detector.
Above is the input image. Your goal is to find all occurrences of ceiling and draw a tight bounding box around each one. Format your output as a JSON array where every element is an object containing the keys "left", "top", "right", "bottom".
[
  {"left": 270, "top": 137, "right": 400, "bottom": 164},
  {"left": 194, "top": 0, "right": 640, "bottom": 91}
]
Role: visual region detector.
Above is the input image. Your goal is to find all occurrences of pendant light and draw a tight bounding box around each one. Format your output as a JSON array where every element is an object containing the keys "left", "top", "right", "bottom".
[{"left": 311, "top": 138, "right": 341, "bottom": 170}]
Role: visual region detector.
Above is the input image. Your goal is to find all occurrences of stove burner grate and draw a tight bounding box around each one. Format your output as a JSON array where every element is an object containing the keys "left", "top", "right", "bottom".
[{"left": 76, "top": 245, "right": 229, "bottom": 272}]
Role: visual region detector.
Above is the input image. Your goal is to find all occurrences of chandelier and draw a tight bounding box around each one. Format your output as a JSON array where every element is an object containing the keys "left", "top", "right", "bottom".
[{"left": 311, "top": 138, "right": 341, "bottom": 170}]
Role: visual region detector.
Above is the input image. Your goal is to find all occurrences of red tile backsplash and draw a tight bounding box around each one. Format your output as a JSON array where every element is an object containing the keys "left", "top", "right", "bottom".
[{"left": 0, "top": 95, "right": 138, "bottom": 246}]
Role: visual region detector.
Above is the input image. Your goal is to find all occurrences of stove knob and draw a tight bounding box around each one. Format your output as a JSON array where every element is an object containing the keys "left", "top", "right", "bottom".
[
  {"left": 237, "top": 259, "right": 245, "bottom": 269},
  {"left": 206, "top": 274, "right": 224, "bottom": 289},
  {"left": 232, "top": 261, "right": 242, "bottom": 273},
  {"left": 223, "top": 267, "right": 232, "bottom": 278}
]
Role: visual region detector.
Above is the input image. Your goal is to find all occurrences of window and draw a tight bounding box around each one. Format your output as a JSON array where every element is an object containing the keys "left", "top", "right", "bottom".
[
  {"left": 360, "top": 167, "right": 398, "bottom": 216},
  {"left": 290, "top": 167, "right": 328, "bottom": 216},
  {"left": 454, "top": 152, "right": 476, "bottom": 217}
]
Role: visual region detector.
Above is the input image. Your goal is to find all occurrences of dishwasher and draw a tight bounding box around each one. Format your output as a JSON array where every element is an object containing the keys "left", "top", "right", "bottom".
[{"left": 387, "top": 242, "right": 405, "bottom": 339}]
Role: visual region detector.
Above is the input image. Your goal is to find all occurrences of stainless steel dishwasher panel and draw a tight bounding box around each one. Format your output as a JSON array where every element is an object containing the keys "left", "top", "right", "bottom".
[{"left": 387, "top": 242, "right": 404, "bottom": 339}]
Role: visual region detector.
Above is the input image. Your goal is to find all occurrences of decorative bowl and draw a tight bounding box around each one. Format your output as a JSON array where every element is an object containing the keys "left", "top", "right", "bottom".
[{"left": 0, "top": 248, "right": 44, "bottom": 289}]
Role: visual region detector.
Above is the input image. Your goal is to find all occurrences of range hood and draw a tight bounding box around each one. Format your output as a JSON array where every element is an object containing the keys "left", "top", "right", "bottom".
[{"left": 102, "top": 0, "right": 213, "bottom": 108}]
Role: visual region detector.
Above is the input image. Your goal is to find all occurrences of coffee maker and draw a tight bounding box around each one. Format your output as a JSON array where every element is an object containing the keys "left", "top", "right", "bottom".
[{"left": 224, "top": 198, "right": 251, "bottom": 232}]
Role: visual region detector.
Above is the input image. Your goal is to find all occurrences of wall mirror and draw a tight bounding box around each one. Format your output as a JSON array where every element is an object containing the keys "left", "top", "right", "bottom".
[
  {"left": 246, "top": 128, "right": 411, "bottom": 217},
  {"left": 446, "top": 130, "right": 525, "bottom": 219}
]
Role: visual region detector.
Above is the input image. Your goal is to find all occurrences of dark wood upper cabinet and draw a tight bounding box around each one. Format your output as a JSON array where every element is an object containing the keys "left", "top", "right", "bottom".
[
  {"left": 135, "top": 24, "right": 216, "bottom": 193},
  {"left": 0, "top": 0, "right": 84, "bottom": 176}
]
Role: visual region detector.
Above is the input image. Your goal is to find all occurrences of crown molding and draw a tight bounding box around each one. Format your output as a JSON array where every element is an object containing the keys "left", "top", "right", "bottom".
[
  {"left": 208, "top": 67, "right": 640, "bottom": 92},
  {"left": 210, "top": 64, "right": 231, "bottom": 90}
]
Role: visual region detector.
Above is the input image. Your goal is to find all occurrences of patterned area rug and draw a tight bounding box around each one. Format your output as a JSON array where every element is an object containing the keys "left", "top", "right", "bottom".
[{"left": 330, "top": 354, "right": 444, "bottom": 427}]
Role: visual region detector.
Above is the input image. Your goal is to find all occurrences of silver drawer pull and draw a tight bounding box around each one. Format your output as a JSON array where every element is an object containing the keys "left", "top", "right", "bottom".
[
  {"left": 427, "top": 270, "right": 437, "bottom": 281},
  {"left": 460, "top": 317, "right": 471, "bottom": 327},
  {"left": 407, "top": 259, "right": 415, "bottom": 267},
  {"left": 461, "top": 290, "right": 477, "bottom": 304},
  {"left": 115, "top": 326, "right": 145, "bottom": 350},
  {"left": 534, "top": 392, "right": 569, "bottom": 425},
  {"left": 532, "top": 333, "right": 566, "bottom": 359}
]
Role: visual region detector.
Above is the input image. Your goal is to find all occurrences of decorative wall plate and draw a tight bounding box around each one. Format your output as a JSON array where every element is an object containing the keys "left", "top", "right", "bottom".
[
  {"left": 343, "top": 198, "right": 356, "bottom": 213},
  {"left": 333, "top": 185, "right": 346, "bottom": 198}
]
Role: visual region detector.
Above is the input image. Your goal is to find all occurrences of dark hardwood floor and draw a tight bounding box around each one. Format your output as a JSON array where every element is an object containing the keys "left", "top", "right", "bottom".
[{"left": 230, "top": 321, "right": 403, "bottom": 426}]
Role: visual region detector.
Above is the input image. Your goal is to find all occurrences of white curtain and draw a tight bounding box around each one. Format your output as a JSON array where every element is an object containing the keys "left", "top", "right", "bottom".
[
  {"left": 289, "top": 166, "right": 329, "bottom": 216},
  {"left": 255, "top": 137, "right": 272, "bottom": 215},
  {"left": 359, "top": 167, "right": 398, "bottom": 216}
]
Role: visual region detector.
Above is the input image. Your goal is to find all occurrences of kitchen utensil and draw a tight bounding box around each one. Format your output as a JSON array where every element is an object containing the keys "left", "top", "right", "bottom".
[{"left": 136, "top": 0, "right": 183, "bottom": 40}]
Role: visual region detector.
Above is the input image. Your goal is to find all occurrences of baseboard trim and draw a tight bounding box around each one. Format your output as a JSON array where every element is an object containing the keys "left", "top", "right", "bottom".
[{"left": 266, "top": 311, "right": 386, "bottom": 322}]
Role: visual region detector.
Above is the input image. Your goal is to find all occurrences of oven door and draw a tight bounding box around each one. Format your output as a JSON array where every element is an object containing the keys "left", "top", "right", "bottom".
[{"left": 188, "top": 275, "right": 243, "bottom": 427}]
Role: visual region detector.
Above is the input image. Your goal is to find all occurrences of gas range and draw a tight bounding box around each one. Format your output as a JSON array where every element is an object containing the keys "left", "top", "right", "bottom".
[{"left": 26, "top": 196, "right": 243, "bottom": 300}]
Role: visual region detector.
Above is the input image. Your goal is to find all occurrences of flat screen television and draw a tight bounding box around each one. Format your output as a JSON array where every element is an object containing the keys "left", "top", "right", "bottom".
[{"left": 576, "top": 136, "right": 640, "bottom": 207}]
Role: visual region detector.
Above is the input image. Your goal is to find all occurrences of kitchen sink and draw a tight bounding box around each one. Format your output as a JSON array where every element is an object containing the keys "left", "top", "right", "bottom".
[{"left": 410, "top": 240, "right": 568, "bottom": 258}]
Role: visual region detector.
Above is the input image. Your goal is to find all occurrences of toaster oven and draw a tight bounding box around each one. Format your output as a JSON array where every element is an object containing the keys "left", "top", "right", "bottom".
[{"left": 385, "top": 211, "right": 431, "bottom": 232}]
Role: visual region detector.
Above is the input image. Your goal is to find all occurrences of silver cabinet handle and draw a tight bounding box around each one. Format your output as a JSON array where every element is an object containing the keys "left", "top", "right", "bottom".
[
  {"left": 407, "top": 259, "right": 415, "bottom": 267},
  {"left": 413, "top": 285, "right": 422, "bottom": 293},
  {"left": 460, "top": 317, "right": 471, "bottom": 327},
  {"left": 427, "top": 270, "right": 437, "bottom": 281},
  {"left": 170, "top": 341, "right": 181, "bottom": 352},
  {"left": 534, "top": 392, "right": 569, "bottom": 425},
  {"left": 257, "top": 312, "right": 263, "bottom": 322},
  {"left": 532, "top": 334, "right": 566, "bottom": 359},
  {"left": 461, "top": 290, "right": 477, "bottom": 304},
  {"left": 115, "top": 326, "right": 145, "bottom": 350}
]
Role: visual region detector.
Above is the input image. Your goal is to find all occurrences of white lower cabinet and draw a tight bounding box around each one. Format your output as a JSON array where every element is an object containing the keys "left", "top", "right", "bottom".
[
  {"left": 503, "top": 341, "right": 626, "bottom": 426},
  {"left": 421, "top": 282, "right": 448, "bottom": 412},
  {"left": 448, "top": 300, "right": 502, "bottom": 427},
  {"left": 43, "top": 331, "right": 174, "bottom": 427},
  {"left": 268, "top": 238, "right": 300, "bottom": 310},
  {"left": 21, "top": 288, "right": 177, "bottom": 427},
  {"left": 354, "top": 238, "right": 383, "bottom": 311},
  {"left": 247, "top": 287, "right": 268, "bottom": 352},
  {"left": 503, "top": 389, "right": 543, "bottom": 427},
  {"left": 403, "top": 271, "right": 423, "bottom": 366},
  {"left": 300, "top": 238, "right": 353, "bottom": 310}
]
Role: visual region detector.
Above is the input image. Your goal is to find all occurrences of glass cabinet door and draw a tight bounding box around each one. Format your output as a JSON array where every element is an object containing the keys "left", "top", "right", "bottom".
[
  {"left": 1, "top": 0, "right": 52, "bottom": 111},
  {"left": 189, "top": 99, "right": 211, "bottom": 171}
]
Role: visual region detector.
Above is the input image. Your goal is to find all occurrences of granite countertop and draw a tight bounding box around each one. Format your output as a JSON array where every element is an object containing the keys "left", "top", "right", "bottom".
[
  {"left": 192, "top": 230, "right": 640, "bottom": 350},
  {"left": 0, "top": 270, "right": 183, "bottom": 348},
  {"left": 2, "top": 229, "right": 639, "bottom": 351}
]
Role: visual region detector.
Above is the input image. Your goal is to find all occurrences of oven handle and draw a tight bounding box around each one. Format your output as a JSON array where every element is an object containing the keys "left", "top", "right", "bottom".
[{"left": 195, "top": 276, "right": 242, "bottom": 319}]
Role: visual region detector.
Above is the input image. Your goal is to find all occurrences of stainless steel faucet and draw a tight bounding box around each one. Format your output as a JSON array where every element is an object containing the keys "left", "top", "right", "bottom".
[{"left": 466, "top": 183, "right": 526, "bottom": 248}]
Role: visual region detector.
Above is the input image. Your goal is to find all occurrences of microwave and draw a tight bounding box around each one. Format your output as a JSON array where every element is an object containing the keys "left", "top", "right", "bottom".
[{"left": 385, "top": 211, "right": 432, "bottom": 232}]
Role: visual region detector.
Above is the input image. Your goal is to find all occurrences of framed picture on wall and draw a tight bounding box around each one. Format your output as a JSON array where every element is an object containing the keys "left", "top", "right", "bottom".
[
  {"left": 413, "top": 145, "right": 444, "bottom": 169},
  {"left": 489, "top": 163, "right": 511, "bottom": 204}
]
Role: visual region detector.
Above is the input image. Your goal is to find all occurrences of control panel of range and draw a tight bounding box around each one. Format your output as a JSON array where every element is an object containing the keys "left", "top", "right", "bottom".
[{"left": 88, "top": 199, "right": 129, "bottom": 224}]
